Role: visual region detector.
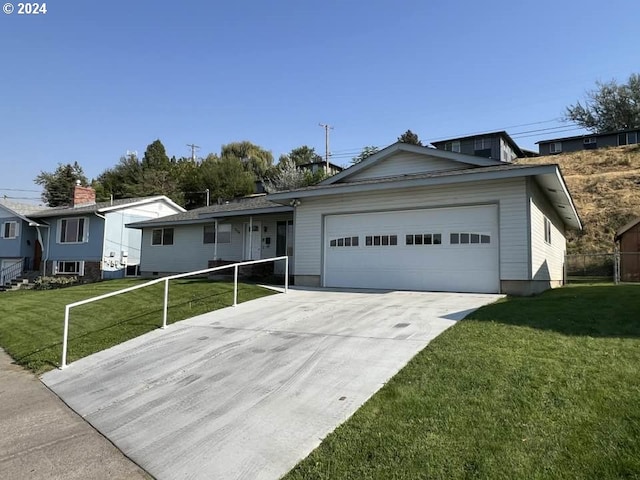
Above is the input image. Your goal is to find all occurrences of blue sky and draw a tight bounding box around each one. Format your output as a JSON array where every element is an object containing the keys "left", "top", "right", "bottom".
[{"left": 1, "top": 0, "right": 638, "bottom": 202}]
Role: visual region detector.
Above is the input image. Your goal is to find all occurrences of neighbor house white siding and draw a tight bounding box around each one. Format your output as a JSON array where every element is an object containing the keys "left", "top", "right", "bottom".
[
  {"left": 529, "top": 179, "right": 566, "bottom": 282},
  {"left": 345, "top": 152, "right": 469, "bottom": 182},
  {"left": 293, "top": 177, "right": 529, "bottom": 282}
]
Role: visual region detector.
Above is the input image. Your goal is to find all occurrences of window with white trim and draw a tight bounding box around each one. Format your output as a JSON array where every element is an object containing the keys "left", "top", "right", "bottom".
[
  {"left": 1, "top": 221, "right": 18, "bottom": 239},
  {"left": 55, "top": 261, "right": 85, "bottom": 275},
  {"left": 58, "top": 218, "right": 88, "bottom": 243},
  {"left": 544, "top": 217, "right": 552, "bottom": 244},
  {"left": 151, "top": 228, "right": 174, "bottom": 246},
  {"left": 618, "top": 132, "right": 639, "bottom": 146},
  {"left": 549, "top": 142, "right": 562, "bottom": 154},
  {"left": 208, "top": 224, "right": 231, "bottom": 244}
]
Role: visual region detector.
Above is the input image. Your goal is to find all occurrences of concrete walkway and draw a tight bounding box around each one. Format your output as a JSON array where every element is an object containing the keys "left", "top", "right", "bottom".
[
  {"left": 0, "top": 349, "right": 149, "bottom": 480},
  {"left": 43, "top": 288, "right": 501, "bottom": 480}
]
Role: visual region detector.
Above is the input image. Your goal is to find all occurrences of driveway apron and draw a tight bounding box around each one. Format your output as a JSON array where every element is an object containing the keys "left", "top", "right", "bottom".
[{"left": 42, "top": 288, "right": 501, "bottom": 480}]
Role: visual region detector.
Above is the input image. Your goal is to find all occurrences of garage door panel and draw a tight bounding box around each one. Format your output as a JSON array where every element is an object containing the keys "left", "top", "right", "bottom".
[{"left": 324, "top": 205, "right": 499, "bottom": 293}]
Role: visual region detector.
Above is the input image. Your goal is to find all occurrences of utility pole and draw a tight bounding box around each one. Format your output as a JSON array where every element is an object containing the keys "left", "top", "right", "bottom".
[
  {"left": 186, "top": 143, "right": 200, "bottom": 162},
  {"left": 319, "top": 123, "right": 333, "bottom": 174}
]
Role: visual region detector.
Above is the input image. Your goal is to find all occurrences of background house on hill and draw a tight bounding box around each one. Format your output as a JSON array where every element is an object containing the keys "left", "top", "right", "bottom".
[
  {"left": 431, "top": 131, "right": 524, "bottom": 163},
  {"left": 537, "top": 128, "right": 640, "bottom": 155}
]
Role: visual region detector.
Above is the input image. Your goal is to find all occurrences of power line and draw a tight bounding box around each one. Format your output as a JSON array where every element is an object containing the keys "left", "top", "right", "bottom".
[
  {"left": 186, "top": 143, "right": 200, "bottom": 161},
  {"left": 0, "top": 188, "right": 42, "bottom": 192}
]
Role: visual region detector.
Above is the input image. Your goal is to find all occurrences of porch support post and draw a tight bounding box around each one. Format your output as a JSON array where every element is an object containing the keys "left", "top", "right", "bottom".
[
  {"left": 249, "top": 216, "right": 253, "bottom": 260},
  {"left": 214, "top": 220, "right": 218, "bottom": 260}
]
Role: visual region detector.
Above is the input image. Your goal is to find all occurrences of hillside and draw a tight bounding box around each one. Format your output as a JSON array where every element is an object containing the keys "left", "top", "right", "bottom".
[{"left": 516, "top": 144, "right": 640, "bottom": 253}]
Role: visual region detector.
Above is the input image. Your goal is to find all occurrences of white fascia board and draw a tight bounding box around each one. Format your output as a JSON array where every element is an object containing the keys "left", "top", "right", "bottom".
[
  {"left": 98, "top": 196, "right": 187, "bottom": 214},
  {"left": 320, "top": 143, "right": 504, "bottom": 186}
]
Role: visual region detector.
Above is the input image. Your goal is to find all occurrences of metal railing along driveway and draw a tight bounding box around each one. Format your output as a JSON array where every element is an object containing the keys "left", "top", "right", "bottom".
[{"left": 61, "top": 256, "right": 289, "bottom": 368}]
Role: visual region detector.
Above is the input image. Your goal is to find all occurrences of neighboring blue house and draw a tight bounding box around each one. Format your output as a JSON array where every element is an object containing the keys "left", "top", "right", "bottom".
[
  {"left": 0, "top": 200, "right": 48, "bottom": 285},
  {"left": 0, "top": 185, "right": 185, "bottom": 284}
]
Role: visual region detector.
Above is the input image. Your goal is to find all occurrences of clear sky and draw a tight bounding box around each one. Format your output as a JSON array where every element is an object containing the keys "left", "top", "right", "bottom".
[{"left": 1, "top": 0, "right": 638, "bottom": 203}]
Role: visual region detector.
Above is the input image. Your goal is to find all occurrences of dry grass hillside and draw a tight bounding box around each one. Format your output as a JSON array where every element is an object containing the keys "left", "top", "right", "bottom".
[{"left": 516, "top": 144, "right": 640, "bottom": 253}]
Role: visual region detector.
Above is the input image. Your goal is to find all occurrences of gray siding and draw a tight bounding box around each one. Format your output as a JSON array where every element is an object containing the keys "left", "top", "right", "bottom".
[
  {"left": 0, "top": 216, "right": 37, "bottom": 262},
  {"left": 345, "top": 151, "right": 467, "bottom": 182},
  {"left": 528, "top": 179, "right": 566, "bottom": 282},
  {"left": 139, "top": 214, "right": 293, "bottom": 274},
  {"left": 538, "top": 130, "right": 640, "bottom": 155},
  {"left": 293, "top": 178, "right": 529, "bottom": 281}
]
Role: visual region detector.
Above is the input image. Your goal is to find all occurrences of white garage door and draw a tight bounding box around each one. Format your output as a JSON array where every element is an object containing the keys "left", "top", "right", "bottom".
[{"left": 323, "top": 205, "right": 499, "bottom": 293}]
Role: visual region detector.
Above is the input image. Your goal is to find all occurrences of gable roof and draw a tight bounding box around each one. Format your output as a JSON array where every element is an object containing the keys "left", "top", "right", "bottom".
[
  {"left": 536, "top": 127, "right": 640, "bottom": 144},
  {"left": 30, "top": 196, "right": 185, "bottom": 219},
  {"left": 269, "top": 163, "right": 582, "bottom": 230},
  {"left": 615, "top": 217, "right": 640, "bottom": 241},
  {"left": 0, "top": 199, "right": 50, "bottom": 223},
  {"left": 127, "top": 195, "right": 293, "bottom": 228},
  {"left": 431, "top": 130, "right": 524, "bottom": 157},
  {"left": 320, "top": 142, "right": 504, "bottom": 186}
]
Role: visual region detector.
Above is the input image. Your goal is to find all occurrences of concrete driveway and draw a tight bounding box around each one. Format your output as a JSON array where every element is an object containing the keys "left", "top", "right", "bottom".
[{"left": 42, "top": 288, "right": 501, "bottom": 480}]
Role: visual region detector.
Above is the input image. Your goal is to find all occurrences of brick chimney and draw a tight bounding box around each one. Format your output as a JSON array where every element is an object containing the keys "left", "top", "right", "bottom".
[{"left": 73, "top": 181, "right": 96, "bottom": 207}]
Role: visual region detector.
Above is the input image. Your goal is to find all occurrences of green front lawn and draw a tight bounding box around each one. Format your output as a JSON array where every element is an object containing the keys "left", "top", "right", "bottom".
[
  {"left": 0, "top": 279, "right": 275, "bottom": 373},
  {"left": 285, "top": 285, "right": 640, "bottom": 480}
]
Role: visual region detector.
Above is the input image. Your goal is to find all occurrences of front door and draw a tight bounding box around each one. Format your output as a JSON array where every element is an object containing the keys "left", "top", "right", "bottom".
[
  {"left": 243, "top": 222, "right": 262, "bottom": 260},
  {"left": 34, "top": 240, "right": 42, "bottom": 271},
  {"left": 276, "top": 220, "right": 294, "bottom": 275}
]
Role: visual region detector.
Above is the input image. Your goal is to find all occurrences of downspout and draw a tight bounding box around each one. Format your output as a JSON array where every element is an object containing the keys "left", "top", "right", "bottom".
[
  {"left": 31, "top": 222, "right": 50, "bottom": 276},
  {"left": 95, "top": 212, "right": 107, "bottom": 280}
]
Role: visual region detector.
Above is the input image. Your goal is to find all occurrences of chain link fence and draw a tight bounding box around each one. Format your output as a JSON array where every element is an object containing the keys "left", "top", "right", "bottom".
[{"left": 565, "top": 252, "right": 640, "bottom": 283}]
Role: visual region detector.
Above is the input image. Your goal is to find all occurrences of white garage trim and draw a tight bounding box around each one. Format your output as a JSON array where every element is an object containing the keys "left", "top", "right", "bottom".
[{"left": 322, "top": 204, "right": 500, "bottom": 293}]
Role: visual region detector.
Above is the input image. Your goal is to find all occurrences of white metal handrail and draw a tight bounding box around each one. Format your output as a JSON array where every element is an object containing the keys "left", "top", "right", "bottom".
[{"left": 61, "top": 256, "right": 289, "bottom": 368}]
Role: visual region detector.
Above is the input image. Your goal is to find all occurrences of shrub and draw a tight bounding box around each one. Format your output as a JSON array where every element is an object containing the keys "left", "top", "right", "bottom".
[{"left": 32, "top": 276, "right": 79, "bottom": 290}]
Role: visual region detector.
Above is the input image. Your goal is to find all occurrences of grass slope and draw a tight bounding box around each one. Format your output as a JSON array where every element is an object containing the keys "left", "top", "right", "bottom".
[
  {"left": 0, "top": 279, "right": 274, "bottom": 373},
  {"left": 517, "top": 144, "right": 640, "bottom": 253},
  {"left": 284, "top": 285, "right": 640, "bottom": 480}
]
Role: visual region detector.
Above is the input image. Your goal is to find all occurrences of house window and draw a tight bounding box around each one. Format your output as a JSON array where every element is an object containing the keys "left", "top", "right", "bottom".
[
  {"left": 405, "top": 233, "right": 442, "bottom": 245},
  {"left": 59, "top": 218, "right": 87, "bottom": 243},
  {"left": 474, "top": 138, "right": 492, "bottom": 150},
  {"left": 330, "top": 236, "right": 359, "bottom": 247},
  {"left": 55, "top": 261, "right": 85, "bottom": 276},
  {"left": 618, "top": 132, "right": 639, "bottom": 146},
  {"left": 444, "top": 141, "right": 461, "bottom": 153},
  {"left": 364, "top": 235, "right": 396, "bottom": 246},
  {"left": 583, "top": 137, "right": 597, "bottom": 144},
  {"left": 151, "top": 228, "right": 174, "bottom": 246},
  {"left": 450, "top": 233, "right": 491, "bottom": 245},
  {"left": 203, "top": 224, "right": 232, "bottom": 244},
  {"left": 544, "top": 217, "right": 552, "bottom": 244},
  {"left": 549, "top": 142, "right": 562, "bottom": 154},
  {"left": 1, "top": 221, "right": 18, "bottom": 239},
  {"left": 125, "top": 264, "right": 140, "bottom": 277}
]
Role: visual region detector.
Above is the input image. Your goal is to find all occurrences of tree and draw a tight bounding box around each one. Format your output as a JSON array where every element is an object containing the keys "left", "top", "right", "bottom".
[
  {"left": 278, "top": 145, "right": 323, "bottom": 166},
  {"left": 565, "top": 73, "right": 640, "bottom": 132},
  {"left": 142, "top": 139, "right": 171, "bottom": 170},
  {"left": 220, "top": 141, "right": 274, "bottom": 179},
  {"left": 397, "top": 129, "right": 423, "bottom": 146},
  {"left": 351, "top": 146, "right": 379, "bottom": 164},
  {"left": 200, "top": 155, "right": 255, "bottom": 202},
  {"left": 34, "top": 162, "right": 88, "bottom": 207},
  {"left": 264, "top": 158, "right": 307, "bottom": 193}
]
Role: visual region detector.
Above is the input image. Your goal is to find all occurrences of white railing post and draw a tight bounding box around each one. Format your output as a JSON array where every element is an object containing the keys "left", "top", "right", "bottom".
[
  {"left": 285, "top": 256, "right": 289, "bottom": 293},
  {"left": 61, "top": 305, "right": 70, "bottom": 369},
  {"left": 162, "top": 277, "right": 169, "bottom": 329},
  {"left": 233, "top": 264, "right": 238, "bottom": 306}
]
